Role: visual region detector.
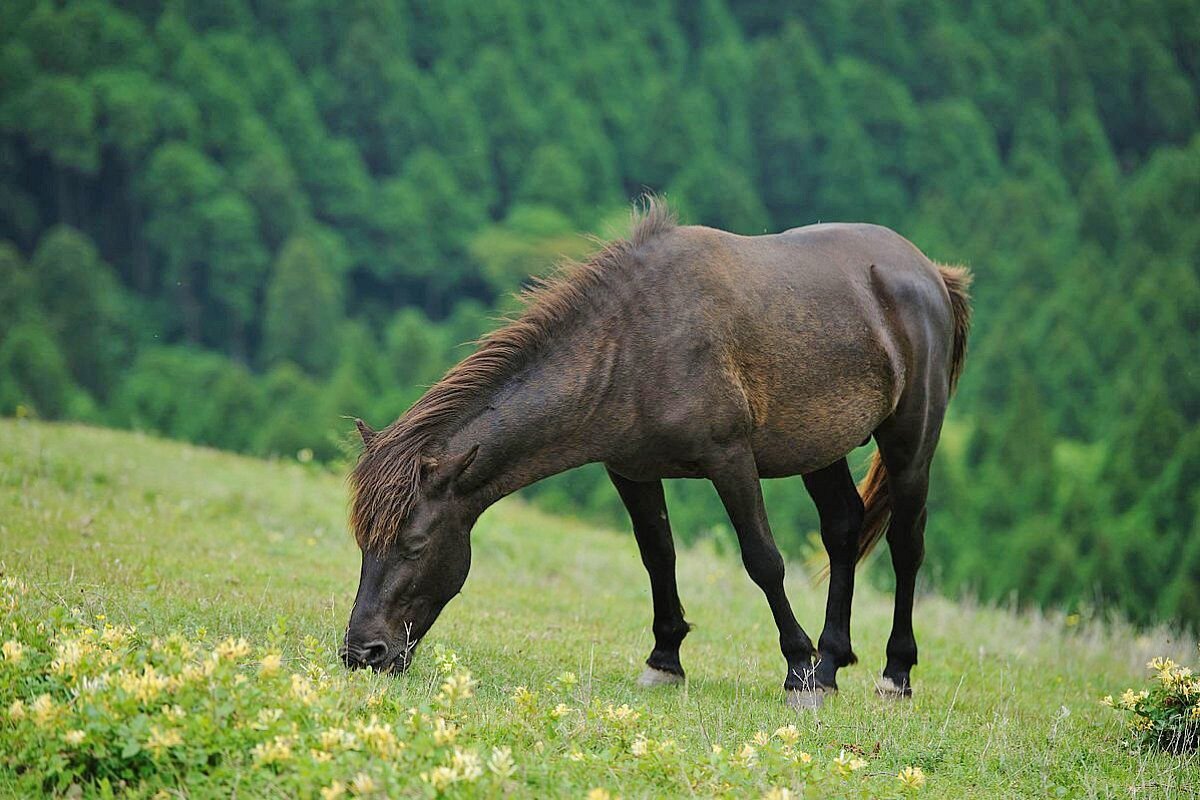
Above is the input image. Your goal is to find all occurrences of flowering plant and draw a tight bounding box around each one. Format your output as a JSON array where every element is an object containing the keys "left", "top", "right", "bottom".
[{"left": 1103, "top": 647, "right": 1200, "bottom": 753}]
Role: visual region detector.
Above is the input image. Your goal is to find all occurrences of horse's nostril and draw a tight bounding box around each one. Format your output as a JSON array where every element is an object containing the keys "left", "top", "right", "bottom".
[
  {"left": 341, "top": 639, "right": 389, "bottom": 670},
  {"left": 361, "top": 640, "right": 390, "bottom": 668}
]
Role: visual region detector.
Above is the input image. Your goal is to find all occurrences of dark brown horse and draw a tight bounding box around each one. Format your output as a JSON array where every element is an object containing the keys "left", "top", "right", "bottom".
[{"left": 344, "top": 198, "right": 970, "bottom": 709}]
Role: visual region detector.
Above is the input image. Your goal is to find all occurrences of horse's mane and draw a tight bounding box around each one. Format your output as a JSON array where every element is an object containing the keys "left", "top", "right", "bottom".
[{"left": 350, "top": 196, "right": 677, "bottom": 550}]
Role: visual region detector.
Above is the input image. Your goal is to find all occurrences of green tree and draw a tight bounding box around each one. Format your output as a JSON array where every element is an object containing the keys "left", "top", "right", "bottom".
[
  {"left": 262, "top": 232, "right": 343, "bottom": 376},
  {"left": 670, "top": 158, "right": 768, "bottom": 234},
  {"left": 516, "top": 144, "right": 588, "bottom": 223},
  {"left": 0, "top": 322, "right": 77, "bottom": 419},
  {"left": 29, "top": 226, "right": 129, "bottom": 398}
]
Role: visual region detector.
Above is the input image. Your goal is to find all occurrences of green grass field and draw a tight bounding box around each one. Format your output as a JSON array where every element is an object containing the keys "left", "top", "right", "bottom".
[{"left": 1, "top": 420, "right": 1196, "bottom": 798}]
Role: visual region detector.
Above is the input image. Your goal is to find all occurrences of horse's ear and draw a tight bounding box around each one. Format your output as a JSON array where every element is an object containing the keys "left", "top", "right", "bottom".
[
  {"left": 442, "top": 444, "right": 479, "bottom": 482},
  {"left": 355, "top": 418, "right": 377, "bottom": 446}
]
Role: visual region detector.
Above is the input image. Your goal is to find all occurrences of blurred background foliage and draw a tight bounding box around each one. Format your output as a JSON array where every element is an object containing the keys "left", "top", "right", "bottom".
[{"left": 0, "top": 0, "right": 1197, "bottom": 628}]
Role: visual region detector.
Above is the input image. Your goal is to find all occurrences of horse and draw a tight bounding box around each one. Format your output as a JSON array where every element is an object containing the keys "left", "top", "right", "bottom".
[{"left": 342, "top": 198, "right": 971, "bottom": 709}]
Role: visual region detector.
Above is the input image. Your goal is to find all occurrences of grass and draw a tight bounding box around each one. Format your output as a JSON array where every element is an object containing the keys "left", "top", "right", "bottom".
[{"left": 0, "top": 419, "right": 1196, "bottom": 798}]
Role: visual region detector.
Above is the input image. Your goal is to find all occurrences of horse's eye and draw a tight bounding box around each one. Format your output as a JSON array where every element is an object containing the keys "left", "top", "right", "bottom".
[{"left": 399, "top": 535, "right": 428, "bottom": 561}]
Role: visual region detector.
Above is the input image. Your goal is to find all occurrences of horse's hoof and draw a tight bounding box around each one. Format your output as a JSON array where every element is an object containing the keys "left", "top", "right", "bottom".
[
  {"left": 875, "top": 677, "right": 912, "bottom": 699},
  {"left": 785, "top": 687, "right": 830, "bottom": 711},
  {"left": 637, "top": 666, "right": 684, "bottom": 688}
]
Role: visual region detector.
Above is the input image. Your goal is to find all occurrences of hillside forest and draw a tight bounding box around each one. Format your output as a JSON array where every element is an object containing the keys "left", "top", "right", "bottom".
[{"left": 0, "top": 0, "right": 1197, "bottom": 628}]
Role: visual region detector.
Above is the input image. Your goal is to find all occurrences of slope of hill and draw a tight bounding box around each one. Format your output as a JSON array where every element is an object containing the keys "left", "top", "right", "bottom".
[{"left": 0, "top": 420, "right": 1195, "bottom": 797}]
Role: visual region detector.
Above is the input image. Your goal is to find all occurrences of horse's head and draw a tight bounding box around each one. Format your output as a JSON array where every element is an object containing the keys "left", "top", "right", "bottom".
[{"left": 342, "top": 419, "right": 480, "bottom": 673}]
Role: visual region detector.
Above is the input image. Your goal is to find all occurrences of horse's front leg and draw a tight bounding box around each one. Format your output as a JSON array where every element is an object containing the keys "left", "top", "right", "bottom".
[
  {"left": 708, "top": 445, "right": 821, "bottom": 709},
  {"left": 607, "top": 468, "right": 690, "bottom": 687}
]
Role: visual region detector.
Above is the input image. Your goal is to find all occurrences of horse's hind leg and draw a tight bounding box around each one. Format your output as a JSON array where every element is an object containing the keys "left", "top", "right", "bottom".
[
  {"left": 803, "top": 458, "right": 864, "bottom": 692},
  {"left": 607, "top": 468, "right": 690, "bottom": 686},
  {"left": 873, "top": 411, "right": 942, "bottom": 697}
]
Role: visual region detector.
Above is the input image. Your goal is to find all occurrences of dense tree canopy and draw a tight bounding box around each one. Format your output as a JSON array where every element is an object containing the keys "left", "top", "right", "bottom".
[{"left": 1, "top": 0, "right": 1197, "bottom": 628}]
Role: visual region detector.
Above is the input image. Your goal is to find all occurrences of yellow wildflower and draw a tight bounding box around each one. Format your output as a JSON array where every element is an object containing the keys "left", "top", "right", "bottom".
[
  {"left": 752, "top": 730, "right": 771, "bottom": 746},
  {"left": 117, "top": 664, "right": 171, "bottom": 703},
  {"left": 8, "top": 699, "right": 25, "bottom": 720},
  {"left": 319, "top": 781, "right": 346, "bottom": 800},
  {"left": 556, "top": 671, "right": 578, "bottom": 687},
  {"left": 146, "top": 726, "right": 183, "bottom": 756},
  {"left": 897, "top": 765, "right": 927, "bottom": 790},
  {"left": 251, "top": 708, "right": 283, "bottom": 730},
  {"left": 349, "top": 772, "right": 377, "bottom": 794},
  {"left": 423, "top": 766, "right": 456, "bottom": 792},
  {"left": 737, "top": 743, "right": 758, "bottom": 766},
  {"left": 487, "top": 745, "right": 517, "bottom": 778},
  {"left": 832, "top": 749, "right": 867, "bottom": 777},
  {"left": 2, "top": 639, "right": 24, "bottom": 664},
  {"left": 451, "top": 747, "right": 483, "bottom": 781},
  {"left": 356, "top": 717, "right": 400, "bottom": 758},
  {"left": 100, "top": 624, "right": 133, "bottom": 647},
  {"left": 259, "top": 652, "right": 282, "bottom": 676},
  {"left": 435, "top": 648, "right": 460, "bottom": 674},
  {"left": 214, "top": 637, "right": 251, "bottom": 661},
  {"left": 551, "top": 702, "right": 571, "bottom": 718},
  {"left": 1165, "top": 666, "right": 1194, "bottom": 689},
  {"left": 438, "top": 671, "right": 475, "bottom": 704},
  {"left": 319, "top": 727, "right": 358, "bottom": 752},
  {"left": 178, "top": 663, "right": 208, "bottom": 684},
  {"left": 798, "top": 751, "right": 813, "bottom": 765},
  {"left": 432, "top": 716, "right": 459, "bottom": 745},
  {"left": 63, "top": 730, "right": 86, "bottom": 746},
  {"left": 773, "top": 724, "right": 800, "bottom": 745},
  {"left": 290, "top": 673, "right": 317, "bottom": 705},
  {"left": 309, "top": 749, "right": 333, "bottom": 763},
  {"left": 601, "top": 703, "right": 640, "bottom": 726},
  {"left": 1147, "top": 657, "right": 1174, "bottom": 674},
  {"left": 631, "top": 736, "right": 651, "bottom": 757},
  {"left": 586, "top": 789, "right": 613, "bottom": 800},
  {"left": 763, "top": 789, "right": 794, "bottom": 800},
  {"left": 251, "top": 735, "right": 295, "bottom": 765},
  {"left": 51, "top": 638, "right": 90, "bottom": 675},
  {"left": 30, "top": 694, "right": 56, "bottom": 726}
]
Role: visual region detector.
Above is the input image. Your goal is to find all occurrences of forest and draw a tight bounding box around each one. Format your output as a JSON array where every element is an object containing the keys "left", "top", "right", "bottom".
[{"left": 0, "top": 0, "right": 1197, "bottom": 628}]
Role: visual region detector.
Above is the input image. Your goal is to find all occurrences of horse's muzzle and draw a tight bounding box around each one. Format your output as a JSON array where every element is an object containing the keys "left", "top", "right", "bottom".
[{"left": 340, "top": 639, "right": 404, "bottom": 672}]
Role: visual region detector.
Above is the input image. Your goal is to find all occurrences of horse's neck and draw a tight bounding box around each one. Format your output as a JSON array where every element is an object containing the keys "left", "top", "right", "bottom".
[{"left": 446, "top": 333, "right": 622, "bottom": 506}]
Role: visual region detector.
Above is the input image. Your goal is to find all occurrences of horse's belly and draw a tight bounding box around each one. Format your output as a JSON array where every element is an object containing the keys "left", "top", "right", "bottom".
[{"left": 749, "top": 383, "right": 894, "bottom": 477}]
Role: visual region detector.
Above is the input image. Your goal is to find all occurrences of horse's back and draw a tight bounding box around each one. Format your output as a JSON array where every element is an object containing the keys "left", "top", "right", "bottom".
[{"left": 632, "top": 223, "right": 952, "bottom": 476}]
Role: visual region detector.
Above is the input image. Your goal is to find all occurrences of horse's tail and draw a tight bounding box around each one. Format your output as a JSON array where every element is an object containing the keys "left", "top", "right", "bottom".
[
  {"left": 853, "top": 450, "right": 891, "bottom": 564},
  {"left": 937, "top": 264, "right": 973, "bottom": 394},
  {"left": 853, "top": 264, "right": 972, "bottom": 566}
]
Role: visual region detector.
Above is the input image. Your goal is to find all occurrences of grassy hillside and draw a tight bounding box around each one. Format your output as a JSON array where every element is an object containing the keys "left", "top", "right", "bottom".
[{"left": 0, "top": 420, "right": 1195, "bottom": 798}]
